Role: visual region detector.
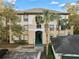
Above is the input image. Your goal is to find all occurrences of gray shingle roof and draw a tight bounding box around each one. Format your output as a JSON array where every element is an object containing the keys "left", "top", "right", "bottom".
[{"left": 51, "top": 35, "right": 79, "bottom": 54}]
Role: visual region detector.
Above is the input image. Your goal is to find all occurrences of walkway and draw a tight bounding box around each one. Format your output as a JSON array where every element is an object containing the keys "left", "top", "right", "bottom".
[
  {"left": 3, "top": 45, "right": 43, "bottom": 59},
  {"left": 3, "top": 52, "right": 38, "bottom": 59},
  {"left": 41, "top": 52, "right": 47, "bottom": 59}
]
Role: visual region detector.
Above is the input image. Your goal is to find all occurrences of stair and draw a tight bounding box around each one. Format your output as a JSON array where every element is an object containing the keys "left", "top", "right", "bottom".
[{"left": 35, "top": 45, "right": 44, "bottom": 52}]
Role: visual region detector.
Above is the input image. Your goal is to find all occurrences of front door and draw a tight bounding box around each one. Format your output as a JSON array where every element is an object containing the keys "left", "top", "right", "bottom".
[{"left": 35, "top": 31, "right": 42, "bottom": 45}]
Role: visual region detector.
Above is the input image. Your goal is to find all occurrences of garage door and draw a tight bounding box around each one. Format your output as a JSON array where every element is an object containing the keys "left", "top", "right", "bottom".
[{"left": 62, "top": 56, "right": 79, "bottom": 59}]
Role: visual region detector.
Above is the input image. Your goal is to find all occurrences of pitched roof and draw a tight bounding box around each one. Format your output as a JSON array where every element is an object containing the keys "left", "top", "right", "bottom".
[
  {"left": 51, "top": 35, "right": 79, "bottom": 54},
  {"left": 17, "top": 8, "right": 70, "bottom": 15}
]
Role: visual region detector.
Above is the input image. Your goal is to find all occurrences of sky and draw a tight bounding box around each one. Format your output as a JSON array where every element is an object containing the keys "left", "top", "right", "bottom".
[{"left": 4, "top": 0, "right": 77, "bottom": 11}]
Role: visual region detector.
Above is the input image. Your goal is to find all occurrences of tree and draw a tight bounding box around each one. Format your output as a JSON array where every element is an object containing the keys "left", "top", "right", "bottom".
[
  {"left": 0, "top": 3, "right": 22, "bottom": 43},
  {"left": 69, "top": 14, "right": 79, "bottom": 34},
  {"left": 43, "top": 10, "right": 50, "bottom": 56},
  {"left": 64, "top": 0, "right": 79, "bottom": 34},
  {"left": 64, "top": 3, "right": 76, "bottom": 14},
  {"left": 43, "top": 10, "right": 60, "bottom": 55}
]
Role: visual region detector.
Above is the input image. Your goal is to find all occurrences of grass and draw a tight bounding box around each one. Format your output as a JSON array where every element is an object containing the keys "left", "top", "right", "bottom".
[{"left": 43, "top": 44, "right": 55, "bottom": 59}]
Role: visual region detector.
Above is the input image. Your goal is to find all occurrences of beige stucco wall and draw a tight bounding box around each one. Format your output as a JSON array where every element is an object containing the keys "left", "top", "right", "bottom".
[
  {"left": 27, "top": 15, "right": 47, "bottom": 45},
  {"left": 11, "top": 14, "right": 73, "bottom": 45},
  {"left": 28, "top": 15, "right": 36, "bottom": 44}
]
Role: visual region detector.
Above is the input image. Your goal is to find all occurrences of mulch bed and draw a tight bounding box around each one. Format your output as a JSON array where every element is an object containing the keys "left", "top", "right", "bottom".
[{"left": 0, "top": 43, "right": 19, "bottom": 48}]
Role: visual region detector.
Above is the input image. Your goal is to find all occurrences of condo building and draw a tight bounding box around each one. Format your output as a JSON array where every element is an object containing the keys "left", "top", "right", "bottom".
[{"left": 11, "top": 8, "right": 73, "bottom": 45}]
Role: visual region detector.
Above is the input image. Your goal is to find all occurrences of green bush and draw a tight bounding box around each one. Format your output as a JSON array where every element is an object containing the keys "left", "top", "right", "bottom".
[
  {"left": 74, "top": 29, "right": 79, "bottom": 34},
  {"left": 14, "top": 40, "right": 28, "bottom": 45},
  {"left": 74, "top": 26, "right": 79, "bottom": 34}
]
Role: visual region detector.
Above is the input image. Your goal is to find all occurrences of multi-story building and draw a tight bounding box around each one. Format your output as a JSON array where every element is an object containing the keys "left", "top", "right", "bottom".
[{"left": 11, "top": 8, "right": 73, "bottom": 45}]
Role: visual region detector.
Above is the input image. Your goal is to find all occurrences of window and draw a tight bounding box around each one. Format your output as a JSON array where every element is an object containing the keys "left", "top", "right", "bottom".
[
  {"left": 50, "top": 25, "right": 54, "bottom": 30},
  {"left": 23, "top": 25, "right": 28, "bottom": 31},
  {"left": 24, "top": 15, "right": 28, "bottom": 21},
  {"left": 56, "top": 25, "right": 59, "bottom": 30},
  {"left": 61, "top": 15, "right": 65, "bottom": 19},
  {"left": 23, "top": 35, "right": 28, "bottom": 40},
  {"left": 35, "top": 16, "right": 42, "bottom": 23},
  {"left": 50, "top": 36, "right": 53, "bottom": 40},
  {"left": 61, "top": 25, "right": 65, "bottom": 30},
  {"left": 17, "top": 15, "right": 21, "bottom": 22},
  {"left": 37, "top": 23, "right": 41, "bottom": 28}
]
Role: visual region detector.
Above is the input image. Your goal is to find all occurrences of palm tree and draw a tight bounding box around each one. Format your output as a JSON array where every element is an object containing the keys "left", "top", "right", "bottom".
[
  {"left": 43, "top": 10, "right": 50, "bottom": 56},
  {"left": 43, "top": 10, "right": 60, "bottom": 55}
]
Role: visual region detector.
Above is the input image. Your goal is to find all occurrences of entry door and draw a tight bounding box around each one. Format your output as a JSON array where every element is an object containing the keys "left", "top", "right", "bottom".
[{"left": 35, "top": 31, "right": 42, "bottom": 45}]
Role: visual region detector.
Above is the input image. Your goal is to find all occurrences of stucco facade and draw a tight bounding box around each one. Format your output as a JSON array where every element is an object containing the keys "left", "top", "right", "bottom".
[{"left": 10, "top": 8, "right": 73, "bottom": 45}]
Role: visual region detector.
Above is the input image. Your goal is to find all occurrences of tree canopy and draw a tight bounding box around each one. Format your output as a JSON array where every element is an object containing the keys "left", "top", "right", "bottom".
[
  {"left": 64, "top": 0, "right": 79, "bottom": 34},
  {"left": 0, "top": 3, "right": 22, "bottom": 43}
]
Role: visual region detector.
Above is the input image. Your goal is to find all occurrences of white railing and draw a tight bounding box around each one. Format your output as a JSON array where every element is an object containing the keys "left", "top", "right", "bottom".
[{"left": 37, "top": 51, "right": 42, "bottom": 59}]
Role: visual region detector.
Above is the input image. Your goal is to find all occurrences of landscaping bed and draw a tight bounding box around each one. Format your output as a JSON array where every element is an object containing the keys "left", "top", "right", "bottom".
[
  {"left": 47, "top": 44, "right": 55, "bottom": 59},
  {"left": 42, "top": 44, "right": 55, "bottom": 59},
  {"left": 0, "top": 43, "right": 19, "bottom": 48}
]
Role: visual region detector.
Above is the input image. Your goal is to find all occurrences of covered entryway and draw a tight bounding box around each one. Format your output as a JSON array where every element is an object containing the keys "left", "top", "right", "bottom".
[{"left": 35, "top": 31, "right": 42, "bottom": 45}]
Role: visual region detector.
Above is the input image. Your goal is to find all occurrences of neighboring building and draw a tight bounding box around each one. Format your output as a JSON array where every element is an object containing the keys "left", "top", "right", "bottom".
[
  {"left": 11, "top": 8, "right": 73, "bottom": 45},
  {"left": 51, "top": 35, "right": 79, "bottom": 59}
]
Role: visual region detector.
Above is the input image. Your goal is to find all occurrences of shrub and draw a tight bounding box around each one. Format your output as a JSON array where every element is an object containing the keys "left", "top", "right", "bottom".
[{"left": 14, "top": 40, "right": 28, "bottom": 45}]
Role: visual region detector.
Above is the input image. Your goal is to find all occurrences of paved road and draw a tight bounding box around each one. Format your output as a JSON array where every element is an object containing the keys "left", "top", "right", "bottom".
[{"left": 3, "top": 52, "right": 38, "bottom": 59}]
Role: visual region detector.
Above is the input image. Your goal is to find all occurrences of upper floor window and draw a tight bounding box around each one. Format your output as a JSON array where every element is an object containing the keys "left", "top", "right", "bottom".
[
  {"left": 17, "top": 15, "right": 21, "bottom": 22},
  {"left": 50, "top": 35, "right": 53, "bottom": 40},
  {"left": 60, "top": 19, "right": 69, "bottom": 30},
  {"left": 37, "top": 23, "right": 41, "bottom": 28},
  {"left": 61, "top": 25, "right": 65, "bottom": 30},
  {"left": 50, "top": 25, "right": 54, "bottom": 31},
  {"left": 35, "top": 16, "right": 43, "bottom": 29},
  {"left": 23, "top": 25, "right": 28, "bottom": 31},
  {"left": 24, "top": 15, "right": 28, "bottom": 21},
  {"left": 23, "top": 34, "right": 28, "bottom": 40},
  {"left": 35, "top": 16, "right": 43, "bottom": 23}
]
